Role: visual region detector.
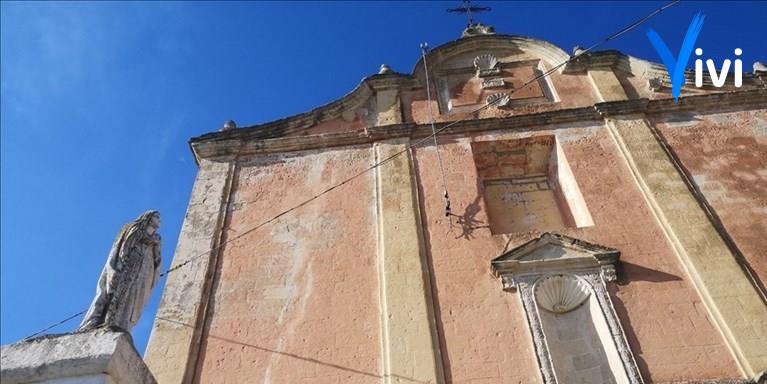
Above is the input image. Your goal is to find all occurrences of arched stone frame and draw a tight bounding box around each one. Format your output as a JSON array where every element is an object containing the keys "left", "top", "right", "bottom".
[
  {"left": 492, "top": 233, "right": 643, "bottom": 384},
  {"left": 411, "top": 35, "right": 568, "bottom": 115}
]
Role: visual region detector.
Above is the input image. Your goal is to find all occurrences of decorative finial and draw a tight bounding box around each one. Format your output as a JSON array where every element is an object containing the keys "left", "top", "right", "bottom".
[
  {"left": 222, "top": 120, "right": 237, "bottom": 131},
  {"left": 572, "top": 46, "right": 586, "bottom": 56},
  {"left": 461, "top": 23, "right": 495, "bottom": 38},
  {"left": 379, "top": 64, "right": 393, "bottom": 74}
]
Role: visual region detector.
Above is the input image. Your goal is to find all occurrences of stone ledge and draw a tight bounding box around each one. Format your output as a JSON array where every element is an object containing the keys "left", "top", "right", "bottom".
[
  {"left": 1, "top": 330, "right": 156, "bottom": 384},
  {"left": 654, "top": 380, "right": 758, "bottom": 384},
  {"left": 190, "top": 89, "right": 766, "bottom": 162}
]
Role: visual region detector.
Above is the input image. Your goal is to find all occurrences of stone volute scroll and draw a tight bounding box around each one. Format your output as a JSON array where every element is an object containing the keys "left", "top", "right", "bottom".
[
  {"left": 491, "top": 232, "right": 643, "bottom": 384},
  {"left": 80, "top": 210, "right": 162, "bottom": 333}
]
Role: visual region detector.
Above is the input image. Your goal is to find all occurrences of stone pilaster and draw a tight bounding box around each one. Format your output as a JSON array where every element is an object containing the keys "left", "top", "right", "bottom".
[
  {"left": 144, "top": 157, "right": 235, "bottom": 384},
  {"left": 375, "top": 89, "right": 403, "bottom": 126},
  {"left": 588, "top": 68, "right": 628, "bottom": 102},
  {"left": 375, "top": 139, "right": 444, "bottom": 384},
  {"left": 587, "top": 65, "right": 767, "bottom": 377},
  {"left": 606, "top": 117, "right": 767, "bottom": 377}
]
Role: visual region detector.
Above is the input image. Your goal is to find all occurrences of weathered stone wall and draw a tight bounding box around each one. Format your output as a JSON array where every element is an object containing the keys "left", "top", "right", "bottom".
[
  {"left": 177, "top": 107, "right": 761, "bottom": 384},
  {"left": 1, "top": 330, "right": 156, "bottom": 384},
  {"left": 652, "top": 109, "right": 767, "bottom": 285},
  {"left": 148, "top": 34, "right": 766, "bottom": 384},
  {"left": 412, "top": 123, "right": 742, "bottom": 383},
  {"left": 194, "top": 146, "right": 382, "bottom": 383}
]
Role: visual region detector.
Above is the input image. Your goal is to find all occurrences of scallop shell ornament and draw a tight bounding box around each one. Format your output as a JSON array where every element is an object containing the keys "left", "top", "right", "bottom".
[
  {"left": 473, "top": 54, "right": 498, "bottom": 72},
  {"left": 534, "top": 274, "right": 591, "bottom": 313},
  {"left": 487, "top": 93, "right": 510, "bottom": 107}
]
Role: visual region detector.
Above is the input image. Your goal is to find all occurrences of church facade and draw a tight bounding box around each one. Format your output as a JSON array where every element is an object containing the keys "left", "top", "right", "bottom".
[{"left": 144, "top": 26, "right": 767, "bottom": 384}]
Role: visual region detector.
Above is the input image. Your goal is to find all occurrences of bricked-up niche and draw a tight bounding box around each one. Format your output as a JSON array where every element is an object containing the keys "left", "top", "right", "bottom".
[
  {"left": 435, "top": 55, "right": 558, "bottom": 114},
  {"left": 472, "top": 135, "right": 593, "bottom": 234},
  {"left": 492, "top": 233, "right": 644, "bottom": 384}
]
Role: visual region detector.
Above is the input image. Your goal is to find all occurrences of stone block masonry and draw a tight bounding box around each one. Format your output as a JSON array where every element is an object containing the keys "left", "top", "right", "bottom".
[
  {"left": 1, "top": 330, "right": 156, "bottom": 384},
  {"left": 376, "top": 139, "right": 444, "bottom": 384},
  {"left": 607, "top": 117, "right": 767, "bottom": 377}
]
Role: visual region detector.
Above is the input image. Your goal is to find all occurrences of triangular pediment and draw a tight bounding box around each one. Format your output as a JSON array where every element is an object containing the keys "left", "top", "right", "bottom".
[{"left": 491, "top": 233, "right": 619, "bottom": 275}]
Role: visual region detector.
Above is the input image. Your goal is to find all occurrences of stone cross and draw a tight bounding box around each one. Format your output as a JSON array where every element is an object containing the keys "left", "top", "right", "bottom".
[{"left": 447, "top": 0, "right": 491, "bottom": 27}]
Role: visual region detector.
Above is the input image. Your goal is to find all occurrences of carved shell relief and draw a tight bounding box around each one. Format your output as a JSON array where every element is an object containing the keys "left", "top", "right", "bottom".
[
  {"left": 474, "top": 54, "right": 500, "bottom": 77},
  {"left": 534, "top": 274, "right": 591, "bottom": 313},
  {"left": 487, "top": 93, "right": 511, "bottom": 108}
]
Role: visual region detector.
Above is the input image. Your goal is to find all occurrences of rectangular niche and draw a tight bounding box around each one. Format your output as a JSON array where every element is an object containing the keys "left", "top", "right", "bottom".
[
  {"left": 472, "top": 135, "right": 593, "bottom": 234},
  {"left": 436, "top": 59, "right": 556, "bottom": 114},
  {"left": 491, "top": 233, "right": 643, "bottom": 384}
]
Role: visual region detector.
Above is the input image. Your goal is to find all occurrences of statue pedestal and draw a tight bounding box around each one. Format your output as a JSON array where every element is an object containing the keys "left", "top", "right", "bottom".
[{"left": 1, "top": 329, "right": 156, "bottom": 384}]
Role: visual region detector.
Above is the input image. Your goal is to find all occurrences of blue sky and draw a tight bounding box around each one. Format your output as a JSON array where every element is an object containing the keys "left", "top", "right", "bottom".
[{"left": 2, "top": 1, "right": 765, "bottom": 353}]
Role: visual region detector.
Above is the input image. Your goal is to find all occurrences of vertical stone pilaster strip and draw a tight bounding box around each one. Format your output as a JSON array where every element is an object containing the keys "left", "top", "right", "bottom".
[
  {"left": 375, "top": 139, "right": 444, "bottom": 384},
  {"left": 517, "top": 279, "right": 558, "bottom": 384},
  {"left": 588, "top": 67, "right": 629, "bottom": 101},
  {"left": 144, "top": 157, "right": 235, "bottom": 384},
  {"left": 587, "top": 69, "right": 629, "bottom": 102},
  {"left": 375, "top": 89, "right": 403, "bottom": 126},
  {"left": 583, "top": 273, "right": 644, "bottom": 384},
  {"left": 605, "top": 117, "right": 767, "bottom": 377},
  {"left": 589, "top": 67, "right": 767, "bottom": 377}
]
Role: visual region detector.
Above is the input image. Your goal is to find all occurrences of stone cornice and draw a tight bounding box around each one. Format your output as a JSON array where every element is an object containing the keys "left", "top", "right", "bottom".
[
  {"left": 412, "top": 34, "right": 570, "bottom": 77},
  {"left": 190, "top": 89, "right": 766, "bottom": 163},
  {"left": 562, "top": 50, "right": 633, "bottom": 74},
  {"left": 193, "top": 33, "right": 765, "bottom": 162},
  {"left": 207, "top": 72, "right": 419, "bottom": 143}
]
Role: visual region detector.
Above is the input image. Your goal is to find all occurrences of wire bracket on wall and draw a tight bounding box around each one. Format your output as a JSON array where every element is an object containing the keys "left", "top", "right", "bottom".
[{"left": 420, "top": 42, "right": 454, "bottom": 232}]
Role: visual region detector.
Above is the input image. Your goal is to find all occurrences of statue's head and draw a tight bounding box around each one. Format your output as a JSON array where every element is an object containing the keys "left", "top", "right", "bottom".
[{"left": 135, "top": 210, "right": 161, "bottom": 236}]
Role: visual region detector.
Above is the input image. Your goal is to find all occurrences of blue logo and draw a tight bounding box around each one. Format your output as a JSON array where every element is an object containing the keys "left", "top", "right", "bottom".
[{"left": 646, "top": 12, "right": 705, "bottom": 102}]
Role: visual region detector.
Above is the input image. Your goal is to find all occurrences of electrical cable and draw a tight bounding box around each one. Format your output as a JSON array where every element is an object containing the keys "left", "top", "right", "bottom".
[
  {"left": 22, "top": 310, "right": 86, "bottom": 340},
  {"left": 420, "top": 42, "right": 454, "bottom": 230}
]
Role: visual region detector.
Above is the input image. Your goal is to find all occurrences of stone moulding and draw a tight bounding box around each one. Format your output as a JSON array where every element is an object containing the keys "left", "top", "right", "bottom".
[
  {"left": 481, "top": 77, "right": 506, "bottom": 89},
  {"left": 491, "top": 232, "right": 643, "bottom": 384},
  {"left": 491, "top": 233, "right": 620, "bottom": 291},
  {"left": 189, "top": 31, "right": 767, "bottom": 163},
  {"left": 189, "top": 89, "right": 767, "bottom": 163}
]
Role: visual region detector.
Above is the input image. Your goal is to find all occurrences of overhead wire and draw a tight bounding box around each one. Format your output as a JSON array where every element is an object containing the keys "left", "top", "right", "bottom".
[
  {"left": 22, "top": 310, "right": 86, "bottom": 340},
  {"left": 420, "top": 41, "right": 454, "bottom": 231},
  {"left": 20, "top": 0, "right": 680, "bottom": 341}
]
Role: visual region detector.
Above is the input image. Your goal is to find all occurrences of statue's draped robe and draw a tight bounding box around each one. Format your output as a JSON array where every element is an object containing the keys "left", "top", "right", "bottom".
[{"left": 80, "top": 221, "right": 161, "bottom": 331}]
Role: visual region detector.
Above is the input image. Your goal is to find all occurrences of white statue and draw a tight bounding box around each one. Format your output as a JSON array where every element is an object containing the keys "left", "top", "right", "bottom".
[{"left": 79, "top": 211, "right": 161, "bottom": 332}]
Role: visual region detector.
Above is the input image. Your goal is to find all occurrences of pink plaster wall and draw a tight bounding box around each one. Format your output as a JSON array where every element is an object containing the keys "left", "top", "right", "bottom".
[
  {"left": 188, "top": 41, "right": 757, "bottom": 383},
  {"left": 653, "top": 109, "right": 767, "bottom": 286},
  {"left": 412, "top": 123, "right": 741, "bottom": 383},
  {"left": 195, "top": 147, "right": 382, "bottom": 384}
]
